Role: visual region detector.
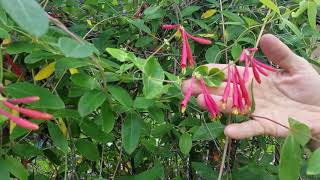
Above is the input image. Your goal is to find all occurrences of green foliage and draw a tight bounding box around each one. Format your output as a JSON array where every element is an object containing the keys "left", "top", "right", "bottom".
[{"left": 0, "top": 0, "right": 318, "bottom": 179}]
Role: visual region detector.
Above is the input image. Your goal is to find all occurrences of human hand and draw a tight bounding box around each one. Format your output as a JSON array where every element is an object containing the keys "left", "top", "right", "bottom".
[{"left": 182, "top": 34, "right": 320, "bottom": 141}]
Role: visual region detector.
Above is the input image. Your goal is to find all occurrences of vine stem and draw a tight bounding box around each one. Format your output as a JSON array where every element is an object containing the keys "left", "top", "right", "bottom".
[{"left": 218, "top": 136, "right": 229, "bottom": 180}]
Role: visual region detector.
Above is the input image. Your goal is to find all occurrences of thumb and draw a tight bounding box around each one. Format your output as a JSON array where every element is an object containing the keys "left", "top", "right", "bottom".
[{"left": 259, "top": 34, "right": 312, "bottom": 74}]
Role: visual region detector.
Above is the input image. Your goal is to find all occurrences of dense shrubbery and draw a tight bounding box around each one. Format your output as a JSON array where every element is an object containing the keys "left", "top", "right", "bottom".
[{"left": 0, "top": 0, "right": 319, "bottom": 179}]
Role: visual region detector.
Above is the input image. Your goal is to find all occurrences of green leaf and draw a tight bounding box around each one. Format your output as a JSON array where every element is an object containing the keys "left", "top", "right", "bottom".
[
  {"left": 192, "top": 122, "right": 225, "bottom": 141},
  {"left": 279, "top": 134, "right": 302, "bottom": 180},
  {"left": 80, "top": 119, "right": 113, "bottom": 142},
  {"left": 5, "top": 156, "right": 28, "bottom": 180},
  {"left": 6, "top": 41, "right": 35, "bottom": 54},
  {"left": 179, "top": 133, "right": 192, "bottom": 155},
  {"left": 24, "top": 51, "right": 56, "bottom": 64},
  {"left": 148, "top": 106, "right": 164, "bottom": 123},
  {"left": 0, "top": 159, "right": 9, "bottom": 180},
  {"left": 12, "top": 143, "right": 43, "bottom": 158},
  {"left": 106, "top": 48, "right": 130, "bottom": 62},
  {"left": 181, "top": 6, "right": 201, "bottom": 17},
  {"left": 126, "top": 18, "right": 151, "bottom": 34},
  {"left": 122, "top": 111, "right": 142, "bottom": 154},
  {"left": 288, "top": 118, "right": 311, "bottom": 146},
  {"left": 282, "top": 18, "right": 303, "bottom": 38},
  {"left": 78, "top": 90, "right": 107, "bottom": 117},
  {"left": 259, "top": 0, "right": 280, "bottom": 14},
  {"left": 0, "top": 27, "right": 9, "bottom": 39},
  {"left": 101, "top": 101, "right": 116, "bottom": 133},
  {"left": 308, "top": 0, "right": 317, "bottom": 29},
  {"left": 231, "top": 43, "right": 243, "bottom": 60},
  {"left": 5, "top": 82, "right": 65, "bottom": 109},
  {"left": 192, "top": 162, "right": 218, "bottom": 179},
  {"left": 134, "top": 97, "right": 154, "bottom": 109},
  {"left": 143, "top": 58, "right": 164, "bottom": 99},
  {"left": 292, "top": 0, "right": 308, "bottom": 18},
  {"left": 48, "top": 121, "right": 68, "bottom": 153},
  {"left": 307, "top": 148, "right": 320, "bottom": 175},
  {"left": 135, "top": 161, "right": 164, "bottom": 180},
  {"left": 58, "top": 37, "right": 95, "bottom": 58},
  {"left": 205, "top": 45, "right": 221, "bottom": 63},
  {"left": 55, "top": 57, "right": 92, "bottom": 77},
  {"left": 0, "top": 0, "right": 49, "bottom": 36},
  {"left": 71, "top": 73, "right": 100, "bottom": 90},
  {"left": 108, "top": 85, "right": 133, "bottom": 107},
  {"left": 75, "top": 139, "right": 99, "bottom": 161}
]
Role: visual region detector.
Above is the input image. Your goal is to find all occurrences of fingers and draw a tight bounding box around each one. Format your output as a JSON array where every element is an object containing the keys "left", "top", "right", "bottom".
[
  {"left": 259, "top": 34, "right": 312, "bottom": 74},
  {"left": 224, "top": 120, "right": 265, "bottom": 139}
]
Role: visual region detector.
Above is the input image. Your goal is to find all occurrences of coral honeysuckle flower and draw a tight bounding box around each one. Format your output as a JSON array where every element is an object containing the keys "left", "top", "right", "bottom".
[
  {"left": 222, "top": 64, "right": 252, "bottom": 115},
  {"left": 0, "top": 96, "right": 53, "bottom": 130},
  {"left": 200, "top": 78, "right": 220, "bottom": 120},
  {"left": 181, "top": 76, "right": 196, "bottom": 113},
  {"left": 162, "top": 24, "right": 212, "bottom": 73},
  {"left": 221, "top": 64, "right": 232, "bottom": 109},
  {"left": 8, "top": 96, "right": 40, "bottom": 104},
  {"left": 240, "top": 48, "right": 277, "bottom": 83}
]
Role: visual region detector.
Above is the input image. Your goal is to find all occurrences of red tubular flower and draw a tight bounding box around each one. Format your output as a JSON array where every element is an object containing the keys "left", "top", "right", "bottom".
[
  {"left": 181, "top": 76, "right": 196, "bottom": 113},
  {"left": 0, "top": 108, "right": 38, "bottom": 130},
  {"left": 221, "top": 64, "right": 232, "bottom": 109},
  {"left": 186, "top": 33, "right": 212, "bottom": 44},
  {"left": 180, "top": 30, "right": 188, "bottom": 74},
  {"left": 232, "top": 66, "right": 240, "bottom": 115},
  {"left": 200, "top": 78, "right": 220, "bottom": 120},
  {"left": 234, "top": 66, "right": 251, "bottom": 111},
  {"left": 8, "top": 96, "right": 40, "bottom": 104},
  {"left": 161, "top": 24, "right": 180, "bottom": 30},
  {"left": 0, "top": 96, "right": 53, "bottom": 130},
  {"left": 2, "top": 101, "right": 53, "bottom": 120},
  {"left": 161, "top": 24, "right": 212, "bottom": 73},
  {"left": 184, "top": 33, "right": 195, "bottom": 68},
  {"left": 240, "top": 48, "right": 276, "bottom": 83},
  {"left": 251, "top": 60, "right": 261, "bottom": 84}
]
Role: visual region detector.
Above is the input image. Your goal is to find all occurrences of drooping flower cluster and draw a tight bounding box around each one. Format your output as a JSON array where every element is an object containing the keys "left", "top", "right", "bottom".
[
  {"left": 222, "top": 48, "right": 277, "bottom": 114},
  {"left": 0, "top": 96, "right": 53, "bottom": 130},
  {"left": 181, "top": 47, "right": 277, "bottom": 118},
  {"left": 181, "top": 76, "right": 220, "bottom": 120},
  {"left": 162, "top": 24, "right": 212, "bottom": 74},
  {"left": 240, "top": 48, "right": 277, "bottom": 83}
]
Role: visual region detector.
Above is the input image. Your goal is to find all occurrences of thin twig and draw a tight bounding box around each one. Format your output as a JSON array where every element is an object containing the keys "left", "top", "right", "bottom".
[{"left": 218, "top": 137, "right": 229, "bottom": 180}]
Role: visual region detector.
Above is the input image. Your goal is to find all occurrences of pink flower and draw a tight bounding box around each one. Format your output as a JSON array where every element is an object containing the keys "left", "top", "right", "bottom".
[
  {"left": 240, "top": 48, "right": 276, "bottom": 83},
  {"left": 0, "top": 108, "right": 38, "bottom": 130},
  {"left": 0, "top": 96, "right": 53, "bottom": 130},
  {"left": 162, "top": 24, "right": 212, "bottom": 73},
  {"left": 221, "top": 64, "right": 232, "bottom": 109},
  {"left": 200, "top": 78, "right": 220, "bottom": 120},
  {"left": 181, "top": 76, "right": 196, "bottom": 113},
  {"left": 8, "top": 96, "right": 40, "bottom": 104},
  {"left": 3, "top": 101, "right": 53, "bottom": 120},
  {"left": 234, "top": 66, "right": 251, "bottom": 112},
  {"left": 186, "top": 33, "right": 212, "bottom": 44}
]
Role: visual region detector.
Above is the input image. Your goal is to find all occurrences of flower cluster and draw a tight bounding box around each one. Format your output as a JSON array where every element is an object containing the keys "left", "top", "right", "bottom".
[
  {"left": 181, "top": 76, "right": 220, "bottom": 120},
  {"left": 181, "top": 47, "right": 277, "bottom": 118},
  {"left": 240, "top": 48, "right": 277, "bottom": 83},
  {"left": 0, "top": 96, "right": 53, "bottom": 130},
  {"left": 162, "top": 24, "right": 212, "bottom": 74}
]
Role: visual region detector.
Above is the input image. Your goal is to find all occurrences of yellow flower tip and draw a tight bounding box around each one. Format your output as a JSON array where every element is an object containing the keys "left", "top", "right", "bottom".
[
  {"left": 181, "top": 106, "right": 186, "bottom": 114},
  {"left": 232, "top": 107, "right": 239, "bottom": 115},
  {"left": 181, "top": 68, "right": 186, "bottom": 75}
]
